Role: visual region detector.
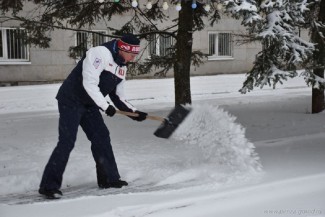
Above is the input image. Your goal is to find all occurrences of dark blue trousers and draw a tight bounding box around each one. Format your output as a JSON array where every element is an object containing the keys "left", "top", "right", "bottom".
[{"left": 40, "top": 101, "right": 120, "bottom": 190}]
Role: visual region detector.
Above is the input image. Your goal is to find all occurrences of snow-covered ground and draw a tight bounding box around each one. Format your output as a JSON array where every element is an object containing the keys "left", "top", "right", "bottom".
[{"left": 0, "top": 74, "right": 324, "bottom": 217}]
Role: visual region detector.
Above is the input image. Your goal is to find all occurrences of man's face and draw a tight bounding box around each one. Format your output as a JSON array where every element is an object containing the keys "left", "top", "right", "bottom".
[{"left": 119, "top": 50, "right": 138, "bottom": 63}]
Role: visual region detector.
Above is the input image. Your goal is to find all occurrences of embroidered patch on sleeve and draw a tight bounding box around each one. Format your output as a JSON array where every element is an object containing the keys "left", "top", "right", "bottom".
[{"left": 93, "top": 58, "right": 102, "bottom": 69}]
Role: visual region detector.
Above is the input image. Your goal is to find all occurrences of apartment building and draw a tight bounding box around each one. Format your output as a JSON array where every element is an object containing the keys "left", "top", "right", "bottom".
[{"left": 0, "top": 3, "right": 260, "bottom": 85}]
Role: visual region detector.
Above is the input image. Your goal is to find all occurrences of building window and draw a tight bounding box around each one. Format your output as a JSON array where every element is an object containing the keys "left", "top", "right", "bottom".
[
  {"left": 148, "top": 34, "right": 174, "bottom": 57},
  {"left": 75, "top": 30, "right": 108, "bottom": 58},
  {"left": 208, "top": 32, "right": 233, "bottom": 60},
  {"left": 0, "top": 28, "right": 29, "bottom": 62}
]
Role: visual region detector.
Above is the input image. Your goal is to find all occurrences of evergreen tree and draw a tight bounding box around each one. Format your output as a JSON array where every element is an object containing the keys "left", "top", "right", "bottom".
[
  {"left": 226, "top": 0, "right": 324, "bottom": 113},
  {"left": 236, "top": 0, "right": 315, "bottom": 92}
]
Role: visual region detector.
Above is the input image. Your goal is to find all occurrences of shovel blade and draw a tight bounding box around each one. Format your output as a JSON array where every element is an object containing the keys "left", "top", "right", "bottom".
[{"left": 154, "top": 105, "right": 191, "bottom": 139}]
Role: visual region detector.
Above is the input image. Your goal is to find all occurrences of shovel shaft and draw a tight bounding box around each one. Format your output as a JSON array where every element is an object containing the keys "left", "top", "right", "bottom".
[{"left": 115, "top": 110, "right": 165, "bottom": 122}]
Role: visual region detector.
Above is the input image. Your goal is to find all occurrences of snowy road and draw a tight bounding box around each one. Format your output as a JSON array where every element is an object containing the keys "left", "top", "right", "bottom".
[
  {"left": 1, "top": 107, "right": 324, "bottom": 217},
  {"left": 1, "top": 74, "right": 325, "bottom": 217}
]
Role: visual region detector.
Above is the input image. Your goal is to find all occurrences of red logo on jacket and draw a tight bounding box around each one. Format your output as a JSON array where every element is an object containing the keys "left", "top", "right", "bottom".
[{"left": 118, "top": 68, "right": 125, "bottom": 76}]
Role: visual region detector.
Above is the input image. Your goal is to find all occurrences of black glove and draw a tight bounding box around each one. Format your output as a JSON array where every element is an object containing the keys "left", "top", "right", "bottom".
[
  {"left": 129, "top": 110, "right": 147, "bottom": 122},
  {"left": 105, "top": 105, "right": 116, "bottom": 117}
]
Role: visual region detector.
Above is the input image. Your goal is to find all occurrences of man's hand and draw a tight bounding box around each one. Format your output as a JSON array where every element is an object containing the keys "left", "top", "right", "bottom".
[
  {"left": 130, "top": 110, "right": 147, "bottom": 122},
  {"left": 105, "top": 105, "right": 116, "bottom": 117}
]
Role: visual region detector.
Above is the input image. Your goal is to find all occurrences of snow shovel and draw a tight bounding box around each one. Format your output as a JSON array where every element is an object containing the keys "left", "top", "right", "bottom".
[{"left": 116, "top": 105, "right": 191, "bottom": 139}]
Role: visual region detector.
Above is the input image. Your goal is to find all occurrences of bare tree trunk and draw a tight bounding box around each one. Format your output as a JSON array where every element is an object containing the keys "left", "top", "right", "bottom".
[
  {"left": 311, "top": 0, "right": 325, "bottom": 113},
  {"left": 173, "top": 1, "right": 193, "bottom": 105}
]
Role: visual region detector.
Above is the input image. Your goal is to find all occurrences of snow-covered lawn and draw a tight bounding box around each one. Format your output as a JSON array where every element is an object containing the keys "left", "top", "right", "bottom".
[{"left": 0, "top": 74, "right": 324, "bottom": 217}]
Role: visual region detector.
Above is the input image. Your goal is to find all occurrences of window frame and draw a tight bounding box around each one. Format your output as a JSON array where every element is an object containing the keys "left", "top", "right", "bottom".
[
  {"left": 0, "top": 27, "right": 30, "bottom": 65},
  {"left": 208, "top": 31, "right": 234, "bottom": 61},
  {"left": 148, "top": 34, "right": 174, "bottom": 57},
  {"left": 75, "top": 30, "right": 108, "bottom": 59}
]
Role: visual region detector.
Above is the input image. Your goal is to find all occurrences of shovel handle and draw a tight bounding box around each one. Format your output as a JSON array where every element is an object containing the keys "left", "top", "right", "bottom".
[{"left": 116, "top": 110, "right": 165, "bottom": 122}]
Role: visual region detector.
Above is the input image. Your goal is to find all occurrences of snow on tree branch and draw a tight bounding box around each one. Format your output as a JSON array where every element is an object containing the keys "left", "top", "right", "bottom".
[
  {"left": 223, "top": 0, "right": 261, "bottom": 25},
  {"left": 233, "top": 0, "right": 316, "bottom": 93}
]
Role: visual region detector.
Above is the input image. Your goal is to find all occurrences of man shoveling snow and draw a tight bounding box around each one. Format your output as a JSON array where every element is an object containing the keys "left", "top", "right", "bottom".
[{"left": 39, "top": 34, "right": 148, "bottom": 199}]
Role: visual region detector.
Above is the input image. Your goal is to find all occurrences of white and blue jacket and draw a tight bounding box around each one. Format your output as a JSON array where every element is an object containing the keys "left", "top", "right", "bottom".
[{"left": 56, "top": 40, "right": 136, "bottom": 112}]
